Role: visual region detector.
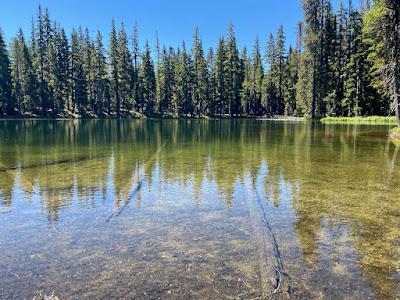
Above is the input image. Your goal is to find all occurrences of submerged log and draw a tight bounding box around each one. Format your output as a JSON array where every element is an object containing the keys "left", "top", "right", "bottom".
[
  {"left": 0, "top": 156, "right": 99, "bottom": 173},
  {"left": 243, "top": 176, "right": 292, "bottom": 298}
]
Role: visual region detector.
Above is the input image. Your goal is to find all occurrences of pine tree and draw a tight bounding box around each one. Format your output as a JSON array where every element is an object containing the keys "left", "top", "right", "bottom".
[
  {"left": 238, "top": 46, "right": 246, "bottom": 116},
  {"left": 158, "top": 46, "right": 174, "bottom": 114},
  {"left": 58, "top": 27, "right": 70, "bottom": 113},
  {"left": 93, "top": 31, "right": 109, "bottom": 115},
  {"left": 155, "top": 31, "right": 161, "bottom": 112},
  {"left": 139, "top": 41, "right": 156, "bottom": 114},
  {"left": 0, "top": 29, "right": 13, "bottom": 115},
  {"left": 171, "top": 46, "right": 181, "bottom": 114},
  {"left": 323, "top": 0, "right": 337, "bottom": 112},
  {"left": 224, "top": 23, "right": 242, "bottom": 116},
  {"left": 43, "top": 8, "right": 52, "bottom": 48},
  {"left": 276, "top": 26, "right": 286, "bottom": 115},
  {"left": 213, "top": 38, "right": 226, "bottom": 116},
  {"left": 118, "top": 23, "right": 134, "bottom": 113},
  {"left": 10, "top": 32, "right": 23, "bottom": 114},
  {"left": 332, "top": 1, "right": 347, "bottom": 115},
  {"left": 192, "top": 27, "right": 209, "bottom": 116},
  {"left": 46, "top": 23, "right": 58, "bottom": 112},
  {"left": 264, "top": 33, "right": 278, "bottom": 115},
  {"left": 131, "top": 22, "right": 140, "bottom": 111},
  {"left": 302, "top": 0, "right": 323, "bottom": 118},
  {"left": 363, "top": 0, "right": 400, "bottom": 125},
  {"left": 296, "top": 52, "right": 313, "bottom": 116},
  {"left": 47, "top": 24, "right": 70, "bottom": 114},
  {"left": 317, "top": 0, "right": 330, "bottom": 116},
  {"left": 33, "top": 5, "right": 50, "bottom": 115},
  {"left": 240, "top": 47, "right": 252, "bottom": 115},
  {"left": 80, "top": 27, "right": 96, "bottom": 113},
  {"left": 288, "top": 22, "right": 303, "bottom": 115},
  {"left": 10, "top": 29, "right": 38, "bottom": 114},
  {"left": 175, "top": 42, "right": 194, "bottom": 116},
  {"left": 343, "top": 10, "right": 365, "bottom": 116},
  {"left": 285, "top": 47, "right": 298, "bottom": 115},
  {"left": 206, "top": 47, "right": 217, "bottom": 115},
  {"left": 252, "top": 37, "right": 264, "bottom": 115},
  {"left": 70, "top": 30, "right": 87, "bottom": 114},
  {"left": 109, "top": 20, "right": 120, "bottom": 116}
]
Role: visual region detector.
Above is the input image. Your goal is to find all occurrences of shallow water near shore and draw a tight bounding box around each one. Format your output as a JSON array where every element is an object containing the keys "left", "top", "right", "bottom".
[{"left": 0, "top": 119, "right": 399, "bottom": 299}]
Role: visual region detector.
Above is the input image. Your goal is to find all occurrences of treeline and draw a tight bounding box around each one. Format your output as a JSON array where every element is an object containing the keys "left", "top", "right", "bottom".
[{"left": 0, "top": 0, "right": 399, "bottom": 123}]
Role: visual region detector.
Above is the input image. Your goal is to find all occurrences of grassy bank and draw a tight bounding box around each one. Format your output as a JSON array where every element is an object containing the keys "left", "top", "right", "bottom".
[{"left": 320, "top": 116, "right": 397, "bottom": 125}]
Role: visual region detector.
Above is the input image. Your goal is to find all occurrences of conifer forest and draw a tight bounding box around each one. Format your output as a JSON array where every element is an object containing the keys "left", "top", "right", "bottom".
[{"left": 0, "top": 0, "right": 399, "bottom": 124}]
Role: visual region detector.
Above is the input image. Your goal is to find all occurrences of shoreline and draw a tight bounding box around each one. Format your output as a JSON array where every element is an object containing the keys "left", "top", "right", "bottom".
[
  {"left": 0, "top": 115, "right": 396, "bottom": 124},
  {"left": 0, "top": 114, "right": 301, "bottom": 121}
]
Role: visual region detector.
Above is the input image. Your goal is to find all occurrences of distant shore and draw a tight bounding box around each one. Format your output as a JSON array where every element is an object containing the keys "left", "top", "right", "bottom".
[
  {"left": 0, "top": 114, "right": 396, "bottom": 125},
  {"left": 0, "top": 111, "right": 302, "bottom": 120}
]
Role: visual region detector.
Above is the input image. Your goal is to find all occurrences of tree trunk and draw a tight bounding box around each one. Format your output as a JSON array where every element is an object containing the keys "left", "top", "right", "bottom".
[
  {"left": 393, "top": 69, "right": 400, "bottom": 126},
  {"left": 311, "top": 57, "right": 317, "bottom": 119},
  {"left": 115, "top": 78, "right": 120, "bottom": 117},
  {"left": 392, "top": 0, "right": 400, "bottom": 127}
]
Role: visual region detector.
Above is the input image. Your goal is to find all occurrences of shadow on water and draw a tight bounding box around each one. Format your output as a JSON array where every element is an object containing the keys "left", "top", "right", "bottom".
[{"left": 0, "top": 119, "right": 399, "bottom": 299}]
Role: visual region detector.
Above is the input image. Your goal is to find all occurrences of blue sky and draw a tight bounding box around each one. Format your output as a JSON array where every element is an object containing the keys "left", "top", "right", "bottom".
[{"left": 0, "top": 0, "right": 343, "bottom": 51}]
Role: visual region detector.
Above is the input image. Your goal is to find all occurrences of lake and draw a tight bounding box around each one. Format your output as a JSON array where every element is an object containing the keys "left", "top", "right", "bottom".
[{"left": 0, "top": 119, "right": 399, "bottom": 299}]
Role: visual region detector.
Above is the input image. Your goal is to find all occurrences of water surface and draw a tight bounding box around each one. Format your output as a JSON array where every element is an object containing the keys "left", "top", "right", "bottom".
[{"left": 0, "top": 119, "right": 399, "bottom": 299}]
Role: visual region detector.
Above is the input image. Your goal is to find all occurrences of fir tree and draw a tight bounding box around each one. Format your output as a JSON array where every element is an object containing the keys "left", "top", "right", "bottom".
[
  {"left": 33, "top": 5, "right": 50, "bottom": 115},
  {"left": 158, "top": 46, "right": 174, "bottom": 114},
  {"left": 81, "top": 27, "right": 96, "bottom": 113},
  {"left": 213, "top": 38, "right": 226, "bottom": 116},
  {"left": 363, "top": 0, "right": 400, "bottom": 125},
  {"left": 70, "top": 30, "right": 87, "bottom": 114},
  {"left": 155, "top": 31, "right": 161, "bottom": 112},
  {"left": 118, "top": 23, "right": 134, "bottom": 113},
  {"left": 284, "top": 47, "right": 298, "bottom": 115},
  {"left": 224, "top": 23, "right": 242, "bottom": 116},
  {"left": 276, "top": 26, "right": 286, "bottom": 115},
  {"left": 176, "top": 42, "right": 194, "bottom": 116},
  {"left": 240, "top": 47, "right": 252, "bottom": 115},
  {"left": 302, "top": 0, "right": 323, "bottom": 118},
  {"left": 139, "top": 42, "right": 156, "bottom": 114},
  {"left": 57, "top": 27, "right": 70, "bottom": 113},
  {"left": 0, "top": 29, "right": 14, "bottom": 115},
  {"left": 192, "top": 27, "right": 209, "bottom": 116},
  {"left": 131, "top": 22, "right": 140, "bottom": 111},
  {"left": 93, "top": 31, "right": 109, "bottom": 115},
  {"left": 206, "top": 47, "right": 217, "bottom": 115},
  {"left": 10, "top": 29, "right": 38, "bottom": 114},
  {"left": 264, "top": 33, "right": 278, "bottom": 115},
  {"left": 252, "top": 37, "right": 264, "bottom": 115},
  {"left": 109, "top": 20, "right": 120, "bottom": 116}
]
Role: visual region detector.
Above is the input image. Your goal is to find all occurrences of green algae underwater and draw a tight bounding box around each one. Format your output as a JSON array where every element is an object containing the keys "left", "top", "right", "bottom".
[{"left": 0, "top": 119, "right": 399, "bottom": 299}]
